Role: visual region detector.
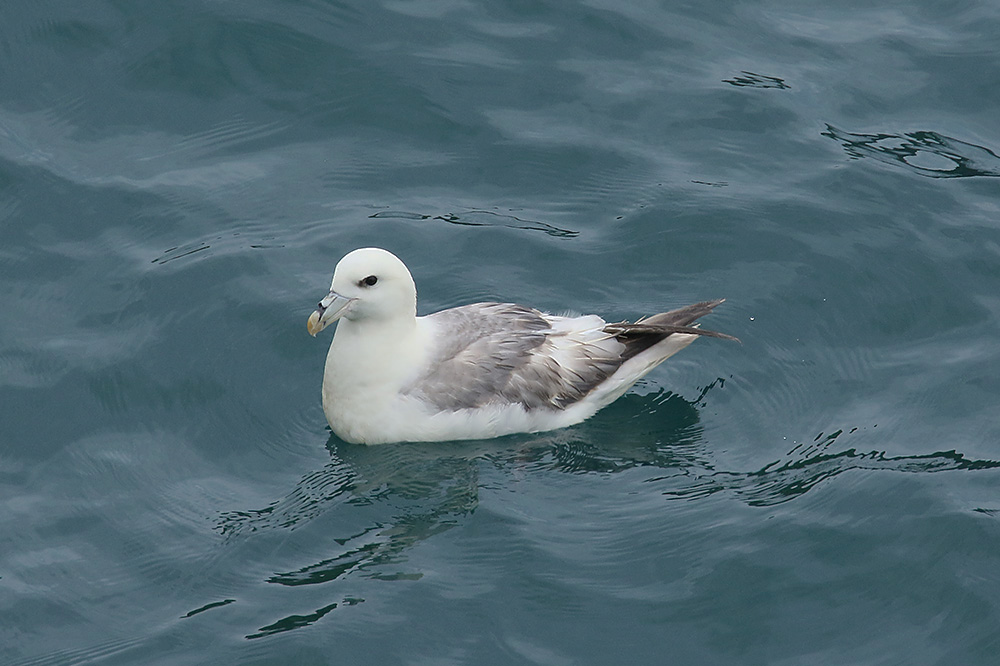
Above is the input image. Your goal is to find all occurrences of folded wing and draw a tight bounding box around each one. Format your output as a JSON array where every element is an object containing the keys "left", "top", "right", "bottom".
[{"left": 408, "top": 300, "right": 735, "bottom": 412}]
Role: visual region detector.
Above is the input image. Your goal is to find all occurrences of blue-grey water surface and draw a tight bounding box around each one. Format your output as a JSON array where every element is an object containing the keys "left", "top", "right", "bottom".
[{"left": 3, "top": 1, "right": 1000, "bottom": 664}]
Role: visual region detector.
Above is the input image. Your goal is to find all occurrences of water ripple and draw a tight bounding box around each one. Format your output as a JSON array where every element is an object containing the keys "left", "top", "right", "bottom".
[
  {"left": 181, "top": 598, "right": 236, "bottom": 618},
  {"left": 216, "top": 458, "right": 358, "bottom": 537},
  {"left": 245, "top": 600, "right": 340, "bottom": 640},
  {"left": 244, "top": 597, "right": 365, "bottom": 641},
  {"left": 369, "top": 208, "right": 579, "bottom": 238},
  {"left": 8, "top": 636, "right": 147, "bottom": 666},
  {"left": 723, "top": 71, "right": 790, "bottom": 89},
  {"left": 151, "top": 117, "right": 290, "bottom": 160},
  {"left": 823, "top": 124, "right": 1000, "bottom": 178},
  {"left": 661, "top": 428, "right": 1000, "bottom": 506}
]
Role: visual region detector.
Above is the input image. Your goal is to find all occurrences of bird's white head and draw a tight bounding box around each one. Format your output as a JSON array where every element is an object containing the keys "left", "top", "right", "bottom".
[{"left": 307, "top": 248, "right": 417, "bottom": 335}]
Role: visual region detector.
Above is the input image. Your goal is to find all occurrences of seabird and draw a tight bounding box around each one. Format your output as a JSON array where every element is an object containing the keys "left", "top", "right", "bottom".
[{"left": 307, "top": 248, "right": 736, "bottom": 444}]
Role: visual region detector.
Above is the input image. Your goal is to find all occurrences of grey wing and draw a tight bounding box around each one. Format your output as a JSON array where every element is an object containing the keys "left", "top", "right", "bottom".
[
  {"left": 406, "top": 299, "right": 736, "bottom": 413},
  {"left": 406, "top": 303, "right": 625, "bottom": 412}
]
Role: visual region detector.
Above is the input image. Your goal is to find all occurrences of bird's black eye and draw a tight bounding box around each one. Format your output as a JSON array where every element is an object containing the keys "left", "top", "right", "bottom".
[{"left": 360, "top": 275, "right": 378, "bottom": 287}]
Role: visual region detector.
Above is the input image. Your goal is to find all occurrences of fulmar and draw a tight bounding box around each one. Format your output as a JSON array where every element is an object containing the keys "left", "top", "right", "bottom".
[{"left": 307, "top": 248, "right": 737, "bottom": 444}]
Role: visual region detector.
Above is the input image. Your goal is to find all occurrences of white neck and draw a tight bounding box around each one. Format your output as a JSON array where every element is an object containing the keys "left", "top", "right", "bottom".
[
  {"left": 321, "top": 314, "right": 428, "bottom": 439},
  {"left": 331, "top": 312, "right": 420, "bottom": 376}
]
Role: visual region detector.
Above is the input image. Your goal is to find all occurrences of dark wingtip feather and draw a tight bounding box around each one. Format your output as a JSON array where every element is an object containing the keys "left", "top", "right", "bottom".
[
  {"left": 604, "top": 323, "right": 741, "bottom": 343},
  {"left": 660, "top": 325, "right": 740, "bottom": 343},
  {"left": 604, "top": 299, "right": 740, "bottom": 345}
]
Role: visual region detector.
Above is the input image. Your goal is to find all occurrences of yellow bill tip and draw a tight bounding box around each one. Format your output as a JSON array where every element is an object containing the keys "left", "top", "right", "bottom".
[{"left": 306, "top": 310, "right": 322, "bottom": 337}]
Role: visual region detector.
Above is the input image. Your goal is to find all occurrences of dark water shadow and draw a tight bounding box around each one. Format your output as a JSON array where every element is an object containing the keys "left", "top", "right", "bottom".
[
  {"left": 823, "top": 124, "right": 1000, "bottom": 178},
  {"left": 369, "top": 209, "right": 579, "bottom": 238}
]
